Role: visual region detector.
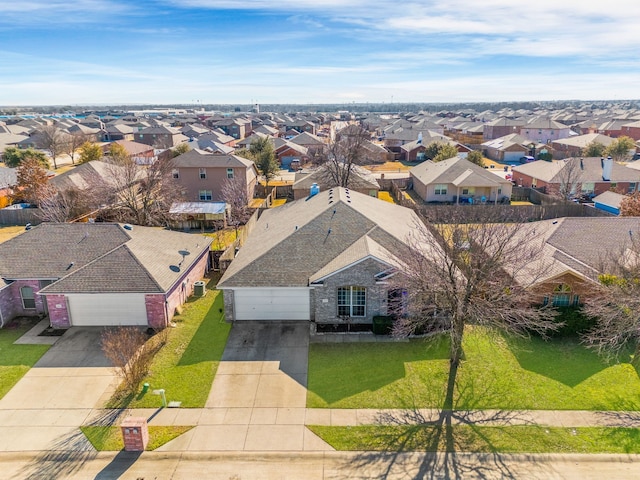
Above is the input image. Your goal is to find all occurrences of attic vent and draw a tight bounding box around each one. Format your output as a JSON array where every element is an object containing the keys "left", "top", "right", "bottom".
[{"left": 123, "top": 224, "right": 133, "bottom": 230}]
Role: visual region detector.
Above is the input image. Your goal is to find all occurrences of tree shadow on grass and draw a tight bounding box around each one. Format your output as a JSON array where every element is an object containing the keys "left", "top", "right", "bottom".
[
  {"left": 341, "top": 361, "right": 547, "bottom": 480},
  {"left": 505, "top": 334, "right": 609, "bottom": 387},
  {"left": 307, "top": 336, "right": 449, "bottom": 406}
]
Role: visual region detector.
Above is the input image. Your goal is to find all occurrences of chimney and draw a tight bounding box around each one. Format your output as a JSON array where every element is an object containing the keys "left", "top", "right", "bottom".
[{"left": 602, "top": 156, "right": 613, "bottom": 181}]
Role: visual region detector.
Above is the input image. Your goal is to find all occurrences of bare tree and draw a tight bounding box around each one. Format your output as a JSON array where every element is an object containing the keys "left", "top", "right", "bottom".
[
  {"left": 554, "top": 157, "right": 583, "bottom": 201},
  {"left": 36, "top": 124, "right": 67, "bottom": 169},
  {"left": 582, "top": 234, "right": 640, "bottom": 366},
  {"left": 38, "top": 187, "right": 95, "bottom": 222},
  {"left": 97, "top": 153, "right": 185, "bottom": 226},
  {"left": 62, "top": 131, "right": 87, "bottom": 165},
  {"left": 312, "top": 122, "right": 371, "bottom": 187},
  {"left": 390, "top": 209, "right": 557, "bottom": 368},
  {"left": 221, "top": 176, "right": 251, "bottom": 225}
]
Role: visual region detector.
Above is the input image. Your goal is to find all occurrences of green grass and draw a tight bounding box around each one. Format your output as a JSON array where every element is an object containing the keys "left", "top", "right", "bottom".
[
  {"left": 0, "top": 319, "right": 50, "bottom": 400},
  {"left": 81, "top": 425, "right": 193, "bottom": 451},
  {"left": 107, "top": 280, "right": 231, "bottom": 408},
  {"left": 307, "top": 326, "right": 640, "bottom": 411},
  {"left": 308, "top": 425, "right": 640, "bottom": 453}
]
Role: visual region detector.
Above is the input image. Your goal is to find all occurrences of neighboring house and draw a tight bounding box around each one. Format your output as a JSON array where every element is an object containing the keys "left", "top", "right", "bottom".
[
  {"left": 275, "top": 141, "right": 308, "bottom": 169},
  {"left": 593, "top": 191, "right": 624, "bottom": 215},
  {"left": 621, "top": 120, "right": 640, "bottom": 141},
  {"left": 597, "top": 119, "right": 629, "bottom": 138},
  {"left": 103, "top": 124, "right": 135, "bottom": 141},
  {"left": 550, "top": 133, "right": 615, "bottom": 160},
  {"left": 135, "top": 126, "right": 188, "bottom": 148},
  {"left": 0, "top": 132, "right": 29, "bottom": 155},
  {"left": 482, "top": 133, "right": 532, "bottom": 163},
  {"left": 410, "top": 156, "right": 512, "bottom": 204},
  {"left": 513, "top": 217, "right": 640, "bottom": 306},
  {"left": 101, "top": 140, "right": 157, "bottom": 164},
  {"left": 482, "top": 117, "right": 527, "bottom": 141},
  {"left": 49, "top": 160, "right": 124, "bottom": 192},
  {"left": 211, "top": 118, "right": 252, "bottom": 139},
  {"left": 383, "top": 129, "right": 449, "bottom": 157},
  {"left": 289, "top": 132, "right": 326, "bottom": 156},
  {"left": 0, "top": 166, "right": 17, "bottom": 208},
  {"left": 0, "top": 223, "right": 211, "bottom": 329},
  {"left": 171, "top": 149, "right": 258, "bottom": 203},
  {"left": 217, "top": 187, "right": 429, "bottom": 327},
  {"left": 292, "top": 164, "right": 380, "bottom": 200},
  {"left": 512, "top": 157, "right": 640, "bottom": 196},
  {"left": 518, "top": 118, "right": 571, "bottom": 144}
]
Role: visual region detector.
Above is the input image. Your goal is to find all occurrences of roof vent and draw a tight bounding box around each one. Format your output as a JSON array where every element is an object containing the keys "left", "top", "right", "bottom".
[
  {"left": 123, "top": 224, "right": 133, "bottom": 230},
  {"left": 309, "top": 182, "right": 320, "bottom": 198}
]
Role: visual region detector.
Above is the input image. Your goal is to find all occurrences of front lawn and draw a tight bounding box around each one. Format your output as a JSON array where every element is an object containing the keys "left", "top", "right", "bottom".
[
  {"left": 0, "top": 319, "right": 50, "bottom": 400},
  {"left": 307, "top": 326, "right": 640, "bottom": 411},
  {"left": 107, "top": 280, "right": 230, "bottom": 408},
  {"left": 308, "top": 425, "right": 640, "bottom": 454}
]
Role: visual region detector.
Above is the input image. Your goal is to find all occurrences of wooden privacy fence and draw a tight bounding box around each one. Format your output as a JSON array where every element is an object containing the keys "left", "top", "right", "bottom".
[{"left": 0, "top": 207, "right": 42, "bottom": 226}]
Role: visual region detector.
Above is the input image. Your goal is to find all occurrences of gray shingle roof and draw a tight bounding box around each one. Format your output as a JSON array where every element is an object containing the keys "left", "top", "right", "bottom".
[
  {"left": 410, "top": 157, "right": 510, "bottom": 187},
  {"left": 172, "top": 149, "right": 254, "bottom": 168},
  {"left": 217, "top": 188, "right": 423, "bottom": 288},
  {"left": 0, "top": 223, "right": 211, "bottom": 294}
]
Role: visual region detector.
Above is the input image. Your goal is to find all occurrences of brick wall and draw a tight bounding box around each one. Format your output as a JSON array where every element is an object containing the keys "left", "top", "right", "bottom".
[
  {"left": 312, "top": 258, "right": 389, "bottom": 324},
  {"left": 0, "top": 280, "right": 48, "bottom": 325},
  {"left": 45, "top": 294, "right": 71, "bottom": 328}
]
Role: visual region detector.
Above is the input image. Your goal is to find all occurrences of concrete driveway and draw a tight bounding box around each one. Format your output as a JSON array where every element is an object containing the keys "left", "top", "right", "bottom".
[
  {"left": 0, "top": 327, "right": 119, "bottom": 452},
  {"left": 172, "top": 321, "right": 330, "bottom": 452}
]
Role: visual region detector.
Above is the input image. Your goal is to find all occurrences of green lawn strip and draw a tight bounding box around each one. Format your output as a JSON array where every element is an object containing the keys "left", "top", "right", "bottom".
[
  {"left": 0, "top": 322, "right": 50, "bottom": 400},
  {"left": 308, "top": 425, "right": 640, "bottom": 454},
  {"left": 81, "top": 425, "right": 193, "bottom": 451},
  {"left": 307, "top": 326, "right": 640, "bottom": 411},
  {"left": 107, "top": 282, "right": 231, "bottom": 409}
]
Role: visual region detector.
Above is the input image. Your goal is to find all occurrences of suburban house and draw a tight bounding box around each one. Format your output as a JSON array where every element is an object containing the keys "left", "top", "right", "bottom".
[
  {"left": 103, "top": 124, "right": 135, "bottom": 142},
  {"left": 289, "top": 132, "right": 326, "bottom": 156},
  {"left": 410, "top": 156, "right": 512, "bottom": 204},
  {"left": 621, "top": 120, "right": 640, "bottom": 141},
  {"left": 512, "top": 157, "right": 640, "bottom": 196},
  {"left": 101, "top": 140, "right": 157, "bottom": 164},
  {"left": 171, "top": 149, "right": 258, "bottom": 203},
  {"left": 513, "top": 217, "right": 640, "bottom": 306},
  {"left": 550, "top": 133, "right": 615, "bottom": 159},
  {"left": 217, "top": 188, "right": 428, "bottom": 327},
  {"left": 136, "top": 126, "right": 188, "bottom": 148},
  {"left": 211, "top": 118, "right": 252, "bottom": 139},
  {"left": 275, "top": 141, "right": 308, "bottom": 169},
  {"left": 292, "top": 164, "right": 380, "bottom": 200},
  {"left": 518, "top": 118, "right": 572, "bottom": 144},
  {"left": 482, "top": 133, "right": 532, "bottom": 163},
  {"left": 0, "top": 223, "right": 211, "bottom": 329},
  {"left": 482, "top": 118, "right": 527, "bottom": 141}
]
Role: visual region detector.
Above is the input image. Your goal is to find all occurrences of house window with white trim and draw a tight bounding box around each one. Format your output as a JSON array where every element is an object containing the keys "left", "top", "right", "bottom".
[
  {"left": 337, "top": 286, "right": 366, "bottom": 317},
  {"left": 199, "top": 190, "right": 212, "bottom": 201},
  {"left": 434, "top": 184, "right": 447, "bottom": 195},
  {"left": 226, "top": 168, "right": 234, "bottom": 179},
  {"left": 199, "top": 168, "right": 207, "bottom": 179},
  {"left": 550, "top": 283, "right": 579, "bottom": 307},
  {"left": 21, "top": 286, "right": 35, "bottom": 309}
]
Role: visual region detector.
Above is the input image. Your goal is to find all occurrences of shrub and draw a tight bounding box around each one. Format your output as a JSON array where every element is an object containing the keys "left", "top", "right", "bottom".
[
  {"left": 550, "top": 307, "right": 597, "bottom": 337},
  {"left": 373, "top": 315, "right": 394, "bottom": 335}
]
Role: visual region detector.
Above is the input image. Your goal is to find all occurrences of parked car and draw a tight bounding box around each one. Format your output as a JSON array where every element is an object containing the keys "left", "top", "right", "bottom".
[{"left": 519, "top": 156, "right": 535, "bottom": 164}]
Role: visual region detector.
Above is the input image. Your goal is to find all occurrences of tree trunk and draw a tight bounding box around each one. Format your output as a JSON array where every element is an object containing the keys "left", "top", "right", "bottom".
[{"left": 450, "top": 316, "right": 465, "bottom": 368}]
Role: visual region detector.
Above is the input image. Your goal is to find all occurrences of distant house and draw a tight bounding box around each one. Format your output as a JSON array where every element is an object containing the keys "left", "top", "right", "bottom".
[
  {"left": 274, "top": 141, "right": 308, "bottom": 169},
  {"left": 289, "top": 132, "right": 326, "bottom": 156},
  {"left": 512, "top": 157, "right": 640, "bottom": 196},
  {"left": 101, "top": 140, "right": 157, "bottom": 164},
  {"left": 171, "top": 149, "right": 258, "bottom": 203},
  {"left": 103, "top": 124, "right": 135, "bottom": 142},
  {"left": 621, "top": 120, "right": 640, "bottom": 141},
  {"left": 211, "top": 118, "right": 252, "bottom": 140},
  {"left": 482, "top": 133, "right": 532, "bottom": 163},
  {"left": 482, "top": 117, "right": 527, "bottom": 141},
  {"left": 0, "top": 223, "right": 211, "bottom": 328},
  {"left": 292, "top": 164, "right": 380, "bottom": 200},
  {"left": 518, "top": 118, "right": 571, "bottom": 144},
  {"left": 217, "top": 188, "right": 431, "bottom": 326},
  {"left": 410, "top": 156, "right": 512, "bottom": 204},
  {"left": 136, "top": 126, "right": 189, "bottom": 148},
  {"left": 550, "top": 133, "right": 615, "bottom": 160}
]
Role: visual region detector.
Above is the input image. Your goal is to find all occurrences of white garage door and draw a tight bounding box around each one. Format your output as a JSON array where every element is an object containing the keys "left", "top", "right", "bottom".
[
  {"left": 67, "top": 294, "right": 148, "bottom": 326},
  {"left": 234, "top": 288, "right": 310, "bottom": 321}
]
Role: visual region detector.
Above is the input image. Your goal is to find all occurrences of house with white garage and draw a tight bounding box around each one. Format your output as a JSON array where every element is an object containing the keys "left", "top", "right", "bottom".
[
  {"left": 217, "top": 187, "right": 429, "bottom": 329},
  {"left": 0, "top": 223, "right": 211, "bottom": 329}
]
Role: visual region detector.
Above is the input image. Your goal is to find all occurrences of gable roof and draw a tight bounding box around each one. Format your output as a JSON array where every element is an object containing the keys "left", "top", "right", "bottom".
[
  {"left": 173, "top": 149, "right": 254, "bottom": 169},
  {"left": 410, "top": 156, "right": 510, "bottom": 187},
  {"left": 217, "top": 188, "right": 424, "bottom": 288},
  {"left": 0, "top": 223, "right": 212, "bottom": 294},
  {"left": 49, "top": 161, "right": 125, "bottom": 191},
  {"left": 293, "top": 164, "right": 379, "bottom": 191},
  {"left": 513, "top": 157, "right": 640, "bottom": 183}
]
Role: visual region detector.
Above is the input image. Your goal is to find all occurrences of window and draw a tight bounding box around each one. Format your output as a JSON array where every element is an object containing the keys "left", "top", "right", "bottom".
[
  {"left": 21, "top": 286, "right": 35, "bottom": 309},
  {"left": 497, "top": 188, "right": 502, "bottom": 195},
  {"left": 581, "top": 182, "right": 595, "bottom": 193},
  {"left": 226, "top": 168, "right": 234, "bottom": 179},
  {"left": 552, "top": 284, "right": 572, "bottom": 307},
  {"left": 337, "top": 286, "right": 366, "bottom": 317},
  {"left": 629, "top": 183, "right": 637, "bottom": 193},
  {"left": 199, "top": 168, "right": 206, "bottom": 179},
  {"left": 172, "top": 169, "right": 179, "bottom": 179},
  {"left": 199, "top": 190, "right": 212, "bottom": 201},
  {"left": 434, "top": 184, "right": 447, "bottom": 195}
]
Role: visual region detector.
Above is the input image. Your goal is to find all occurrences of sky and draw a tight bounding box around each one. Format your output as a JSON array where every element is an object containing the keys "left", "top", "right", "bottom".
[{"left": 1, "top": 0, "right": 639, "bottom": 106}]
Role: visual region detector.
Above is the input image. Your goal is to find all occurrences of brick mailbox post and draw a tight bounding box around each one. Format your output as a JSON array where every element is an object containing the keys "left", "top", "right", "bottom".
[{"left": 121, "top": 417, "right": 149, "bottom": 451}]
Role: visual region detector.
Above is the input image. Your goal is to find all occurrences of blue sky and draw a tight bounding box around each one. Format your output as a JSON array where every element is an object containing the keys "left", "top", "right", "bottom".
[{"left": 1, "top": 0, "right": 639, "bottom": 106}]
